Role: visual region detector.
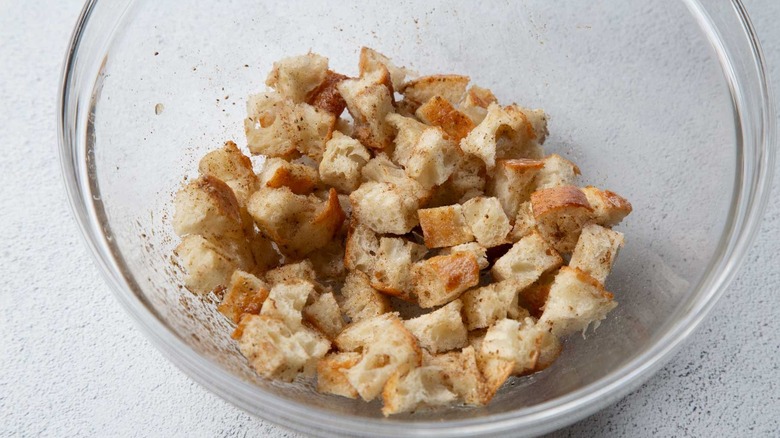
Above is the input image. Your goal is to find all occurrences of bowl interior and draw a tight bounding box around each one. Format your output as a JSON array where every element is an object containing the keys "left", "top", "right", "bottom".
[{"left": 87, "top": 0, "right": 736, "bottom": 425}]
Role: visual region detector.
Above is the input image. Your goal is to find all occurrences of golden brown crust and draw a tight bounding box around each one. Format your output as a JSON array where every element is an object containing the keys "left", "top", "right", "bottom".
[
  {"left": 530, "top": 186, "right": 591, "bottom": 218},
  {"left": 414, "top": 252, "right": 480, "bottom": 308},
  {"left": 262, "top": 161, "right": 319, "bottom": 195},
  {"left": 415, "top": 96, "right": 475, "bottom": 142},
  {"left": 317, "top": 352, "right": 361, "bottom": 398},
  {"left": 312, "top": 188, "right": 347, "bottom": 233},
  {"left": 308, "top": 70, "right": 349, "bottom": 116},
  {"left": 418, "top": 205, "right": 474, "bottom": 248},
  {"left": 401, "top": 74, "right": 470, "bottom": 109},
  {"left": 501, "top": 158, "right": 545, "bottom": 172},
  {"left": 517, "top": 271, "right": 556, "bottom": 319},
  {"left": 218, "top": 270, "right": 270, "bottom": 323}
]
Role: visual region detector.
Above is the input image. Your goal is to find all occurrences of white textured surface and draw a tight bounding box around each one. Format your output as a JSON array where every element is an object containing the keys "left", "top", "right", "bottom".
[{"left": 0, "top": 0, "right": 778, "bottom": 436}]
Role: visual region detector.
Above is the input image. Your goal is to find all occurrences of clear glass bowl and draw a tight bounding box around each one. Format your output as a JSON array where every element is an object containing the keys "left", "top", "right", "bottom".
[{"left": 58, "top": 0, "right": 774, "bottom": 436}]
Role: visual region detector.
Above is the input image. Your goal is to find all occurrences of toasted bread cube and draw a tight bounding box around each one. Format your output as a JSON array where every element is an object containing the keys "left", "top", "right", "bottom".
[
  {"left": 387, "top": 113, "right": 428, "bottom": 166},
  {"left": 248, "top": 187, "right": 345, "bottom": 258},
  {"left": 259, "top": 157, "right": 319, "bottom": 195},
  {"left": 173, "top": 175, "right": 244, "bottom": 239},
  {"left": 335, "top": 313, "right": 422, "bottom": 401},
  {"left": 480, "top": 317, "right": 561, "bottom": 375},
  {"left": 344, "top": 223, "right": 380, "bottom": 273},
  {"left": 461, "top": 197, "right": 512, "bottom": 248},
  {"left": 461, "top": 280, "right": 533, "bottom": 330},
  {"left": 265, "top": 53, "right": 329, "bottom": 103},
  {"left": 476, "top": 355, "right": 515, "bottom": 403},
  {"left": 371, "top": 237, "right": 426, "bottom": 299},
  {"left": 174, "top": 235, "right": 237, "bottom": 294},
  {"left": 581, "top": 186, "right": 633, "bottom": 227},
  {"left": 534, "top": 154, "right": 581, "bottom": 190},
  {"left": 439, "top": 242, "right": 488, "bottom": 270},
  {"left": 235, "top": 314, "right": 330, "bottom": 382},
  {"left": 404, "top": 128, "right": 461, "bottom": 190},
  {"left": 425, "top": 346, "right": 487, "bottom": 405},
  {"left": 491, "top": 231, "right": 563, "bottom": 282},
  {"left": 247, "top": 230, "right": 282, "bottom": 273},
  {"left": 427, "top": 155, "right": 487, "bottom": 207},
  {"left": 509, "top": 201, "right": 536, "bottom": 242},
  {"left": 416, "top": 95, "right": 476, "bottom": 142},
  {"left": 458, "top": 85, "right": 498, "bottom": 124},
  {"left": 414, "top": 252, "right": 480, "bottom": 308},
  {"left": 359, "top": 47, "right": 411, "bottom": 91},
  {"left": 488, "top": 159, "right": 545, "bottom": 218},
  {"left": 318, "top": 131, "right": 371, "bottom": 193},
  {"left": 401, "top": 74, "right": 470, "bottom": 110},
  {"left": 418, "top": 205, "right": 475, "bottom": 248},
  {"left": 539, "top": 266, "right": 617, "bottom": 336},
  {"left": 264, "top": 260, "right": 317, "bottom": 287},
  {"left": 307, "top": 70, "right": 349, "bottom": 116},
  {"left": 403, "top": 300, "right": 468, "bottom": 353},
  {"left": 219, "top": 270, "right": 270, "bottom": 323},
  {"left": 259, "top": 280, "right": 316, "bottom": 330},
  {"left": 308, "top": 239, "right": 346, "bottom": 281},
  {"left": 198, "top": 141, "right": 259, "bottom": 206},
  {"left": 340, "top": 271, "right": 391, "bottom": 322},
  {"left": 361, "top": 153, "right": 430, "bottom": 201},
  {"left": 337, "top": 68, "right": 395, "bottom": 150},
  {"left": 304, "top": 292, "right": 344, "bottom": 339},
  {"left": 317, "top": 352, "right": 362, "bottom": 398},
  {"left": 531, "top": 186, "right": 594, "bottom": 253},
  {"left": 350, "top": 181, "right": 420, "bottom": 235},
  {"left": 570, "top": 224, "right": 625, "bottom": 285},
  {"left": 381, "top": 367, "right": 457, "bottom": 416},
  {"left": 517, "top": 271, "right": 556, "bottom": 319}
]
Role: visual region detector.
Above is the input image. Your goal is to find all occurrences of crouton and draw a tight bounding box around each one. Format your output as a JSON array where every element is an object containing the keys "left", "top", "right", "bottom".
[
  {"left": 235, "top": 314, "right": 330, "bottom": 382},
  {"left": 570, "top": 224, "right": 624, "bottom": 285},
  {"left": 307, "top": 70, "right": 349, "bottom": 116},
  {"left": 427, "top": 155, "right": 487, "bottom": 207},
  {"left": 534, "top": 154, "right": 581, "bottom": 190},
  {"left": 404, "top": 128, "right": 462, "bottom": 190},
  {"left": 531, "top": 186, "right": 594, "bottom": 253},
  {"left": 218, "top": 270, "right": 270, "bottom": 323},
  {"left": 491, "top": 231, "right": 563, "bottom": 282},
  {"left": 259, "top": 157, "right": 319, "bottom": 195},
  {"left": 403, "top": 300, "right": 468, "bottom": 353},
  {"left": 461, "top": 197, "right": 512, "bottom": 248},
  {"left": 248, "top": 187, "right": 345, "bottom": 258},
  {"left": 359, "top": 47, "right": 410, "bottom": 91},
  {"left": 477, "top": 355, "right": 514, "bottom": 403},
  {"left": 539, "top": 266, "right": 617, "bottom": 336},
  {"left": 386, "top": 113, "right": 428, "bottom": 166},
  {"left": 480, "top": 317, "right": 561, "bottom": 375},
  {"left": 259, "top": 280, "right": 316, "bottom": 330},
  {"left": 266, "top": 53, "right": 329, "bottom": 103},
  {"left": 173, "top": 175, "right": 244, "bottom": 239},
  {"left": 517, "top": 271, "right": 556, "bottom": 319},
  {"left": 308, "top": 239, "right": 346, "bottom": 281},
  {"left": 418, "top": 204, "right": 475, "bottom": 248},
  {"left": 487, "top": 159, "right": 545, "bottom": 219},
  {"left": 508, "top": 201, "right": 536, "bottom": 242},
  {"left": 581, "top": 186, "right": 633, "bottom": 227},
  {"left": 337, "top": 68, "right": 395, "bottom": 150},
  {"left": 414, "top": 252, "right": 480, "bottom": 308},
  {"left": 198, "top": 141, "right": 259, "bottom": 206},
  {"left": 303, "top": 292, "right": 344, "bottom": 339},
  {"left": 401, "top": 74, "right": 470, "bottom": 110},
  {"left": 174, "top": 235, "right": 237, "bottom": 294},
  {"left": 371, "top": 237, "right": 426, "bottom": 299},
  {"left": 340, "top": 271, "right": 391, "bottom": 322},
  {"left": 344, "top": 223, "right": 380, "bottom": 273},
  {"left": 381, "top": 367, "right": 457, "bottom": 416},
  {"left": 317, "top": 352, "right": 362, "bottom": 398},
  {"left": 264, "top": 259, "right": 317, "bottom": 287},
  {"left": 247, "top": 230, "right": 281, "bottom": 273},
  {"left": 425, "top": 346, "right": 486, "bottom": 405},
  {"left": 461, "top": 280, "right": 533, "bottom": 330},
  {"left": 350, "top": 181, "right": 420, "bottom": 234},
  {"left": 416, "top": 95, "right": 475, "bottom": 142},
  {"left": 439, "top": 242, "right": 489, "bottom": 270},
  {"left": 318, "top": 131, "right": 371, "bottom": 193},
  {"left": 335, "top": 313, "right": 422, "bottom": 401},
  {"left": 458, "top": 85, "right": 497, "bottom": 124},
  {"left": 361, "top": 153, "right": 429, "bottom": 201}
]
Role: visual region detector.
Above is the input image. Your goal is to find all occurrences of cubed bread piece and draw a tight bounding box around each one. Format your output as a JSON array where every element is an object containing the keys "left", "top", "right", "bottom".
[
  {"left": 235, "top": 314, "right": 330, "bottom": 382},
  {"left": 308, "top": 239, "right": 346, "bottom": 281},
  {"left": 340, "top": 271, "right": 391, "bottom": 322},
  {"left": 533, "top": 154, "right": 581, "bottom": 190},
  {"left": 248, "top": 187, "right": 345, "bottom": 258},
  {"left": 265, "top": 53, "right": 329, "bottom": 103},
  {"left": 337, "top": 68, "right": 395, "bottom": 150},
  {"left": 264, "top": 259, "right": 317, "bottom": 287},
  {"left": 303, "top": 292, "right": 344, "bottom": 339},
  {"left": 425, "top": 346, "right": 486, "bottom": 405},
  {"left": 415, "top": 95, "right": 475, "bottom": 142},
  {"left": 259, "top": 157, "right": 319, "bottom": 195},
  {"left": 335, "top": 313, "right": 422, "bottom": 401},
  {"left": 307, "top": 70, "right": 349, "bottom": 116},
  {"left": 219, "top": 270, "right": 270, "bottom": 323},
  {"left": 413, "top": 252, "right": 480, "bottom": 308},
  {"left": 570, "top": 224, "right": 625, "bottom": 285},
  {"left": 174, "top": 235, "right": 237, "bottom": 294},
  {"left": 359, "top": 47, "right": 411, "bottom": 91},
  {"left": 539, "top": 266, "right": 617, "bottom": 336},
  {"left": 344, "top": 223, "right": 380, "bottom": 273},
  {"left": 480, "top": 317, "right": 561, "bottom": 375},
  {"left": 361, "top": 153, "right": 429, "bottom": 201},
  {"left": 371, "top": 237, "right": 426, "bottom": 299},
  {"left": 418, "top": 204, "right": 475, "bottom": 248},
  {"left": 491, "top": 231, "right": 563, "bottom": 282},
  {"left": 509, "top": 201, "right": 536, "bottom": 242},
  {"left": 173, "top": 175, "right": 244, "bottom": 239},
  {"left": 198, "top": 141, "right": 259, "bottom": 206},
  {"left": 400, "top": 74, "right": 470, "bottom": 110},
  {"left": 487, "top": 159, "right": 545, "bottom": 219},
  {"left": 381, "top": 367, "right": 457, "bottom": 416},
  {"left": 517, "top": 271, "right": 556, "bottom": 319},
  {"left": 581, "top": 186, "right": 633, "bottom": 227},
  {"left": 259, "top": 280, "right": 316, "bottom": 330},
  {"left": 386, "top": 113, "right": 428, "bottom": 166},
  {"left": 403, "top": 300, "right": 468, "bottom": 353},
  {"left": 461, "top": 280, "right": 534, "bottom": 330},
  {"left": 477, "top": 355, "right": 515, "bottom": 403},
  {"left": 439, "top": 242, "right": 488, "bottom": 270},
  {"left": 404, "top": 128, "right": 461, "bottom": 190},
  {"left": 318, "top": 131, "right": 371, "bottom": 193},
  {"left": 461, "top": 197, "right": 512, "bottom": 248},
  {"left": 531, "top": 186, "right": 594, "bottom": 253},
  {"left": 317, "top": 352, "right": 362, "bottom": 398},
  {"left": 247, "top": 230, "right": 282, "bottom": 273},
  {"left": 350, "top": 181, "right": 420, "bottom": 235},
  {"left": 458, "top": 85, "right": 498, "bottom": 125},
  {"left": 427, "top": 155, "right": 487, "bottom": 207}
]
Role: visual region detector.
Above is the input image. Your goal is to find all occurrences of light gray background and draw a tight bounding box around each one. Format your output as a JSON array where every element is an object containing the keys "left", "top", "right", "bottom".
[{"left": 1, "top": 0, "right": 777, "bottom": 436}]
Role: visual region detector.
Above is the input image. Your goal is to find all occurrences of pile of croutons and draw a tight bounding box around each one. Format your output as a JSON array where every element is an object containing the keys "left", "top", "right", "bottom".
[{"left": 172, "top": 48, "right": 632, "bottom": 416}]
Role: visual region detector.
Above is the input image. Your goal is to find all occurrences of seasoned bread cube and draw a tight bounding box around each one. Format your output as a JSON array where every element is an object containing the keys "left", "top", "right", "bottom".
[
  {"left": 400, "top": 74, "right": 470, "bottom": 110},
  {"left": 335, "top": 313, "right": 422, "bottom": 401},
  {"left": 359, "top": 47, "right": 410, "bottom": 91},
  {"left": 361, "top": 153, "right": 430, "bottom": 201},
  {"left": 386, "top": 113, "right": 429, "bottom": 166},
  {"left": 539, "top": 266, "right": 617, "bottom": 336},
  {"left": 487, "top": 159, "right": 544, "bottom": 219},
  {"left": 425, "top": 346, "right": 487, "bottom": 405},
  {"left": 534, "top": 154, "right": 580, "bottom": 190},
  {"left": 219, "top": 270, "right": 270, "bottom": 323},
  {"left": 248, "top": 187, "right": 345, "bottom": 258},
  {"left": 198, "top": 141, "right": 259, "bottom": 206},
  {"left": 439, "top": 242, "right": 488, "bottom": 270},
  {"left": 570, "top": 224, "right": 624, "bottom": 285},
  {"left": 303, "top": 292, "right": 344, "bottom": 339},
  {"left": 307, "top": 70, "right": 349, "bottom": 116},
  {"left": 318, "top": 131, "right": 371, "bottom": 193},
  {"left": 337, "top": 68, "right": 395, "bottom": 150},
  {"left": 264, "top": 259, "right": 317, "bottom": 287},
  {"left": 517, "top": 271, "right": 556, "bottom": 319},
  {"left": 235, "top": 314, "right": 330, "bottom": 382},
  {"left": 317, "top": 352, "right": 362, "bottom": 398},
  {"left": 350, "top": 181, "right": 420, "bottom": 235},
  {"left": 381, "top": 367, "right": 457, "bottom": 416},
  {"left": 418, "top": 204, "right": 474, "bottom": 248},
  {"left": 405, "top": 128, "right": 461, "bottom": 190},
  {"left": 340, "top": 271, "right": 391, "bottom": 322},
  {"left": 414, "top": 252, "right": 480, "bottom": 308},
  {"left": 461, "top": 280, "right": 533, "bottom": 330},
  {"left": 461, "top": 196, "right": 512, "bottom": 248},
  {"left": 344, "top": 223, "right": 380, "bottom": 273},
  {"left": 260, "top": 280, "right": 316, "bottom": 330},
  {"left": 480, "top": 317, "right": 561, "bottom": 375},
  {"left": 308, "top": 239, "right": 346, "bottom": 281},
  {"left": 371, "top": 237, "right": 426, "bottom": 299},
  {"left": 265, "top": 53, "right": 329, "bottom": 103},
  {"left": 259, "top": 157, "right": 319, "bottom": 195},
  {"left": 476, "top": 355, "right": 515, "bottom": 403},
  {"left": 491, "top": 231, "right": 563, "bottom": 282},
  {"left": 531, "top": 186, "right": 594, "bottom": 253},
  {"left": 509, "top": 201, "right": 536, "bottom": 242},
  {"left": 173, "top": 175, "right": 244, "bottom": 239},
  {"left": 581, "top": 186, "right": 633, "bottom": 227},
  {"left": 174, "top": 235, "right": 237, "bottom": 294},
  {"left": 427, "top": 155, "right": 487, "bottom": 207},
  {"left": 458, "top": 85, "right": 497, "bottom": 124},
  {"left": 415, "top": 95, "right": 475, "bottom": 142},
  {"left": 403, "top": 300, "right": 468, "bottom": 353}
]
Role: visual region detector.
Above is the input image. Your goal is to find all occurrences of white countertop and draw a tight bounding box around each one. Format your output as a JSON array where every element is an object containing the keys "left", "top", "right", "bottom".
[{"left": 1, "top": 1, "right": 778, "bottom": 436}]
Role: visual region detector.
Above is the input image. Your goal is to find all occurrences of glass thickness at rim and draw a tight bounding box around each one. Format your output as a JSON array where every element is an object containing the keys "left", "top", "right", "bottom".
[{"left": 57, "top": 0, "right": 775, "bottom": 436}]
